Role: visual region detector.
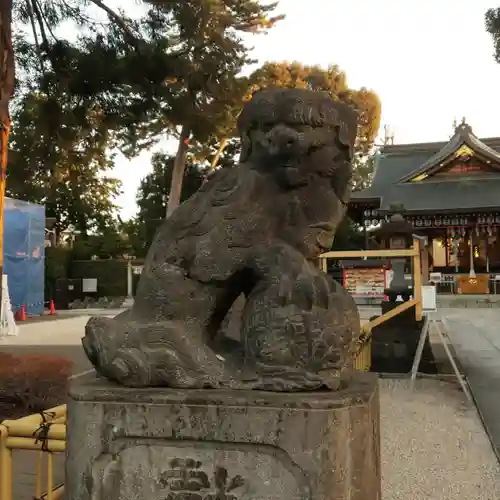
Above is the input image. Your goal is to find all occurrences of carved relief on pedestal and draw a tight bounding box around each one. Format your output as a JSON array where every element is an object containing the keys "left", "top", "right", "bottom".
[{"left": 91, "top": 441, "right": 310, "bottom": 500}]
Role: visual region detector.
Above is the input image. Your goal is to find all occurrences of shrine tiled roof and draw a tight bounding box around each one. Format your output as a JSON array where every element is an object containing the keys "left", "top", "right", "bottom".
[
  {"left": 363, "top": 179, "right": 500, "bottom": 212},
  {"left": 351, "top": 123, "right": 500, "bottom": 212}
]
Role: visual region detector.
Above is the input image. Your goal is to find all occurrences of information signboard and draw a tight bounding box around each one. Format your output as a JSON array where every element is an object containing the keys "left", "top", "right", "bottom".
[{"left": 342, "top": 267, "right": 386, "bottom": 298}]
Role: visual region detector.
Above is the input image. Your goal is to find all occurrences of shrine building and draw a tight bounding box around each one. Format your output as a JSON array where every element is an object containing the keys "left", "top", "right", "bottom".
[{"left": 349, "top": 120, "right": 500, "bottom": 294}]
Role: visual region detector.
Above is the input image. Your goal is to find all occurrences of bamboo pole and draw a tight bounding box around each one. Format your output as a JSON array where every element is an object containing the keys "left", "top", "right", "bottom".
[
  {"left": 210, "top": 137, "right": 228, "bottom": 170},
  {"left": 50, "top": 416, "right": 66, "bottom": 425},
  {"left": 1, "top": 422, "right": 66, "bottom": 440},
  {"left": 0, "top": 403, "right": 67, "bottom": 500},
  {"left": 35, "top": 451, "right": 43, "bottom": 499},
  {"left": 5, "top": 437, "right": 65, "bottom": 452},
  {"left": 363, "top": 299, "right": 417, "bottom": 332},
  {"left": 320, "top": 248, "right": 419, "bottom": 259},
  {"left": 0, "top": 425, "right": 12, "bottom": 500},
  {"left": 47, "top": 453, "right": 53, "bottom": 500},
  {"left": 41, "top": 484, "right": 64, "bottom": 500},
  {"left": 320, "top": 257, "right": 327, "bottom": 273},
  {"left": 2, "top": 405, "right": 67, "bottom": 426},
  {"left": 412, "top": 238, "right": 422, "bottom": 321}
]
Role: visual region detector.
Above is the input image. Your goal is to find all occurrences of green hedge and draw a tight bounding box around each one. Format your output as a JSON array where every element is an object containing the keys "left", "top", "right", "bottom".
[
  {"left": 44, "top": 247, "right": 145, "bottom": 299},
  {"left": 45, "top": 247, "right": 71, "bottom": 300}
]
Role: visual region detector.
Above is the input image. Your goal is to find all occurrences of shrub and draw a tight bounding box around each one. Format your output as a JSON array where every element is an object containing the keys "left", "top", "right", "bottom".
[{"left": 0, "top": 353, "right": 72, "bottom": 417}]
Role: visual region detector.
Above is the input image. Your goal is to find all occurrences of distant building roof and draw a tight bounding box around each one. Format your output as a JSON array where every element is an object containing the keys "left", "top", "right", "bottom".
[{"left": 351, "top": 122, "right": 500, "bottom": 213}]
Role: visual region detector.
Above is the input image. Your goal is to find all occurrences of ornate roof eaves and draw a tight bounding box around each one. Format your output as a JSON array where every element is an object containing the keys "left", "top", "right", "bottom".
[{"left": 396, "top": 122, "right": 500, "bottom": 183}]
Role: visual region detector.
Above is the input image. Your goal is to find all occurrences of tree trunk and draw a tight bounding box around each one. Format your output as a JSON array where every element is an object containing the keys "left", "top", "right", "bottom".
[
  {"left": 0, "top": 0, "right": 15, "bottom": 310},
  {"left": 210, "top": 137, "right": 228, "bottom": 170},
  {"left": 166, "top": 124, "right": 190, "bottom": 218}
]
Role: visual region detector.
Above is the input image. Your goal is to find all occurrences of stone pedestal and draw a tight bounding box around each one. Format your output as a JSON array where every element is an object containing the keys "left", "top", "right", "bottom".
[{"left": 65, "top": 372, "right": 381, "bottom": 500}]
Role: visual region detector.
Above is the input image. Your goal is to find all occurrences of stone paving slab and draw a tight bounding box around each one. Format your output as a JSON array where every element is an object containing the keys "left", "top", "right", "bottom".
[{"left": 441, "top": 308, "right": 500, "bottom": 460}]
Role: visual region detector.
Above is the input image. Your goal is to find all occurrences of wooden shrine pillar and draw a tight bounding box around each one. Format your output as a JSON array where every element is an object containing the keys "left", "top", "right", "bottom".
[
  {"left": 468, "top": 228, "right": 476, "bottom": 278},
  {"left": 413, "top": 234, "right": 429, "bottom": 285},
  {"left": 421, "top": 243, "right": 429, "bottom": 285}
]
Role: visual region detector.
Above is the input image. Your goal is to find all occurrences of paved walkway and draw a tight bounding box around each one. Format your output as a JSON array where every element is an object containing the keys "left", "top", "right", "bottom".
[
  {"left": 442, "top": 308, "right": 500, "bottom": 460},
  {"left": 0, "top": 313, "right": 122, "bottom": 373}
]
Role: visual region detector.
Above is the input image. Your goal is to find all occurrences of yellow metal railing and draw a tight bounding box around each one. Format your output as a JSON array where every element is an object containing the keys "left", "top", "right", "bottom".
[{"left": 0, "top": 405, "right": 66, "bottom": 500}]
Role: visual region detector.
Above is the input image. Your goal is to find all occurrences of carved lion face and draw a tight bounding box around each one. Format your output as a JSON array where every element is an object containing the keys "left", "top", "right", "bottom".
[
  {"left": 238, "top": 88, "right": 358, "bottom": 193},
  {"left": 248, "top": 122, "right": 345, "bottom": 188}
]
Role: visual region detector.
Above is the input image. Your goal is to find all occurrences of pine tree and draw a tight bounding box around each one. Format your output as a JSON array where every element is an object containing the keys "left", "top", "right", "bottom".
[{"left": 134, "top": 1, "right": 283, "bottom": 217}]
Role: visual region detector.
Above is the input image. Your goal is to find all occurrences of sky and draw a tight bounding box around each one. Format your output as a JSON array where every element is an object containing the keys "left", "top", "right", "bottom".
[{"left": 112, "top": 0, "right": 500, "bottom": 219}]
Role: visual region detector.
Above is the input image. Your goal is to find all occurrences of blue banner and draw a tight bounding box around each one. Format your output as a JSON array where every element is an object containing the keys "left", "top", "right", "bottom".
[{"left": 4, "top": 198, "right": 45, "bottom": 315}]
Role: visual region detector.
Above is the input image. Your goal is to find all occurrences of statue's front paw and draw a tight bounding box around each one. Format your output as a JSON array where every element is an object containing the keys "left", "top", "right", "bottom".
[
  {"left": 82, "top": 316, "right": 115, "bottom": 369},
  {"left": 82, "top": 317, "right": 132, "bottom": 380},
  {"left": 107, "top": 348, "right": 153, "bottom": 387},
  {"left": 83, "top": 317, "right": 153, "bottom": 386}
]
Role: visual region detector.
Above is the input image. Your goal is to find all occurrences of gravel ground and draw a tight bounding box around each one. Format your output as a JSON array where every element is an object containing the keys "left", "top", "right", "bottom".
[{"left": 380, "top": 378, "right": 500, "bottom": 500}]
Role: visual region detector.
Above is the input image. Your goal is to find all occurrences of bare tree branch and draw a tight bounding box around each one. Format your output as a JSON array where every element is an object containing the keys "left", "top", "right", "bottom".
[
  {"left": 30, "top": 0, "right": 50, "bottom": 48},
  {"left": 33, "top": 0, "right": 58, "bottom": 42},
  {"left": 86, "top": 0, "right": 140, "bottom": 49},
  {"left": 24, "top": 0, "right": 44, "bottom": 71}
]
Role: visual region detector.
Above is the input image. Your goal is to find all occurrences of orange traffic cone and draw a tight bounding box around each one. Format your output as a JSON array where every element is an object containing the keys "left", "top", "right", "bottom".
[
  {"left": 18, "top": 304, "right": 26, "bottom": 321},
  {"left": 49, "top": 300, "right": 56, "bottom": 316}
]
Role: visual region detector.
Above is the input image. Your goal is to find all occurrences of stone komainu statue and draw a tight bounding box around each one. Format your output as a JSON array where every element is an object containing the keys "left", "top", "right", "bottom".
[{"left": 82, "top": 88, "right": 361, "bottom": 391}]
